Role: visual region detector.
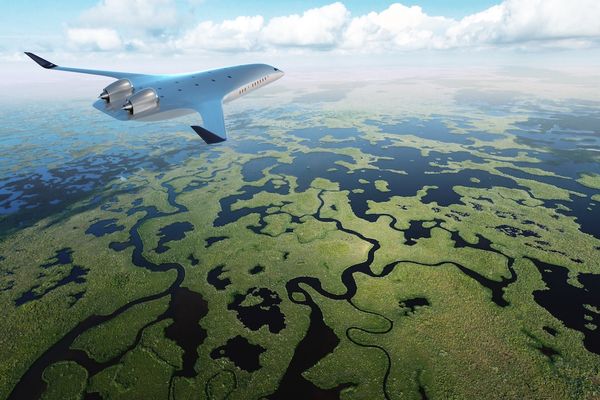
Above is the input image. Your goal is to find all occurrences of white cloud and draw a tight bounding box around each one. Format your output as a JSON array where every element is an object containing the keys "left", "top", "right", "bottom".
[
  {"left": 78, "top": 0, "right": 178, "bottom": 34},
  {"left": 67, "top": 28, "right": 123, "bottom": 51},
  {"left": 66, "top": 0, "right": 181, "bottom": 53},
  {"left": 447, "top": 0, "right": 600, "bottom": 47},
  {"left": 174, "top": 16, "right": 264, "bottom": 52},
  {"left": 63, "top": 0, "right": 600, "bottom": 54},
  {"left": 262, "top": 2, "right": 349, "bottom": 48},
  {"left": 0, "top": 52, "right": 28, "bottom": 62},
  {"left": 342, "top": 4, "right": 453, "bottom": 51}
]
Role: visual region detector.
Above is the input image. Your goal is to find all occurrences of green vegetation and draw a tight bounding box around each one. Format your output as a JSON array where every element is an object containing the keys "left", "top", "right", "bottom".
[
  {"left": 1, "top": 89, "right": 600, "bottom": 400},
  {"left": 374, "top": 180, "right": 390, "bottom": 192},
  {"left": 72, "top": 297, "right": 170, "bottom": 363},
  {"left": 42, "top": 362, "right": 87, "bottom": 400},
  {"left": 578, "top": 173, "right": 600, "bottom": 190}
]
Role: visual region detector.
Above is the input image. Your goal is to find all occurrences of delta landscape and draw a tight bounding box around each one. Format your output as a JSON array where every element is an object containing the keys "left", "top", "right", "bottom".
[{"left": 1, "top": 67, "right": 599, "bottom": 400}]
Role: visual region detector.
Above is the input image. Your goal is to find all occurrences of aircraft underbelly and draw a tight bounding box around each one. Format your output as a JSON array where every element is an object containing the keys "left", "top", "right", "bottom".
[
  {"left": 93, "top": 99, "right": 196, "bottom": 122},
  {"left": 135, "top": 108, "right": 196, "bottom": 121}
]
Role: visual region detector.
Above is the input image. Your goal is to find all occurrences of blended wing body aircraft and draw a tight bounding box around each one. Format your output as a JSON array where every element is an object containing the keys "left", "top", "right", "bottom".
[{"left": 25, "top": 52, "right": 284, "bottom": 144}]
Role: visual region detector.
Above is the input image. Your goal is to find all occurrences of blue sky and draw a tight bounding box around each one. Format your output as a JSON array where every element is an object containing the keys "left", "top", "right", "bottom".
[
  {"left": 4, "top": 0, "right": 500, "bottom": 34},
  {"left": 2, "top": 0, "right": 500, "bottom": 52},
  {"left": 187, "top": 0, "right": 501, "bottom": 19},
  {"left": 2, "top": 0, "right": 599, "bottom": 70}
]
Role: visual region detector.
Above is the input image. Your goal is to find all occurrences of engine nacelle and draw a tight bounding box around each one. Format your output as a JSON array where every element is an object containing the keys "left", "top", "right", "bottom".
[
  {"left": 99, "top": 78, "right": 133, "bottom": 103},
  {"left": 122, "top": 88, "right": 159, "bottom": 115}
]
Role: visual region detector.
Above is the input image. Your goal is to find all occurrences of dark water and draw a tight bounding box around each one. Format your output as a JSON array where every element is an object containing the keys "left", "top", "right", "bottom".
[
  {"left": 241, "top": 157, "right": 279, "bottom": 181},
  {"left": 228, "top": 287, "right": 286, "bottom": 333},
  {"left": 8, "top": 178, "right": 211, "bottom": 399},
  {"left": 15, "top": 265, "right": 88, "bottom": 307},
  {"left": 399, "top": 297, "right": 430, "bottom": 315},
  {"left": 289, "top": 126, "right": 362, "bottom": 147},
  {"left": 232, "top": 139, "right": 286, "bottom": 154},
  {"left": 287, "top": 128, "right": 599, "bottom": 240},
  {"left": 269, "top": 288, "right": 350, "bottom": 400},
  {"left": 277, "top": 191, "right": 521, "bottom": 399},
  {"left": 543, "top": 326, "right": 558, "bottom": 336},
  {"left": 41, "top": 248, "right": 73, "bottom": 268},
  {"left": 267, "top": 150, "right": 526, "bottom": 221},
  {"left": 205, "top": 236, "right": 228, "bottom": 247},
  {"left": 0, "top": 102, "right": 231, "bottom": 237},
  {"left": 210, "top": 335, "right": 266, "bottom": 372},
  {"left": 14, "top": 247, "right": 87, "bottom": 307},
  {"left": 85, "top": 219, "right": 125, "bottom": 237},
  {"left": 529, "top": 257, "right": 600, "bottom": 355},
  {"left": 0, "top": 145, "right": 197, "bottom": 237},
  {"left": 188, "top": 253, "right": 200, "bottom": 266},
  {"left": 495, "top": 224, "right": 540, "bottom": 238},
  {"left": 206, "top": 122, "right": 599, "bottom": 397},
  {"left": 207, "top": 265, "right": 232, "bottom": 291},
  {"left": 496, "top": 166, "right": 600, "bottom": 238},
  {"left": 155, "top": 221, "right": 194, "bottom": 254},
  {"left": 214, "top": 180, "right": 290, "bottom": 227},
  {"left": 219, "top": 178, "right": 518, "bottom": 310},
  {"left": 164, "top": 287, "right": 209, "bottom": 378},
  {"left": 280, "top": 121, "right": 600, "bottom": 240},
  {"left": 404, "top": 220, "right": 443, "bottom": 246},
  {"left": 512, "top": 114, "right": 600, "bottom": 153},
  {"left": 249, "top": 265, "right": 264, "bottom": 274},
  {"left": 369, "top": 117, "right": 498, "bottom": 144},
  {"left": 6, "top": 110, "right": 600, "bottom": 398}
]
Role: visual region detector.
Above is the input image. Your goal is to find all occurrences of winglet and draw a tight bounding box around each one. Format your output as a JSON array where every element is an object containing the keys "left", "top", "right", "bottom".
[
  {"left": 24, "top": 52, "right": 57, "bottom": 69},
  {"left": 191, "top": 126, "right": 227, "bottom": 144}
]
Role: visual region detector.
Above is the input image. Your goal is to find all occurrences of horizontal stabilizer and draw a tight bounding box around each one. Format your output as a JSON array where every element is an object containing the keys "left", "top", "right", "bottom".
[
  {"left": 24, "top": 52, "right": 57, "bottom": 69},
  {"left": 191, "top": 126, "right": 227, "bottom": 144}
]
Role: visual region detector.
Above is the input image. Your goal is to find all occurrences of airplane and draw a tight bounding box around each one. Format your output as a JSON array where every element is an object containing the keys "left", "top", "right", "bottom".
[{"left": 24, "top": 52, "right": 284, "bottom": 144}]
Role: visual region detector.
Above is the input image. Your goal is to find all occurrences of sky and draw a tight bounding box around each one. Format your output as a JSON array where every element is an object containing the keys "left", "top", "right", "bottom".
[
  {"left": 3, "top": 0, "right": 502, "bottom": 34},
  {"left": 2, "top": 0, "right": 600, "bottom": 89}
]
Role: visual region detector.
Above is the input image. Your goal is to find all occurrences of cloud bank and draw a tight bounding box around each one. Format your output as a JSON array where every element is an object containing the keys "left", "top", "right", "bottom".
[{"left": 63, "top": 0, "right": 600, "bottom": 54}]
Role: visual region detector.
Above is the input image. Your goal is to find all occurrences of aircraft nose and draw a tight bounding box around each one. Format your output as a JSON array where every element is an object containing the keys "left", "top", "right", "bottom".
[{"left": 273, "top": 67, "right": 285, "bottom": 79}]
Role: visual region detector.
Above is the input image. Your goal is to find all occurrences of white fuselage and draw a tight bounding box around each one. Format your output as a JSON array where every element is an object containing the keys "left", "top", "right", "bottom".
[
  {"left": 94, "top": 64, "right": 284, "bottom": 122},
  {"left": 24, "top": 51, "right": 284, "bottom": 141}
]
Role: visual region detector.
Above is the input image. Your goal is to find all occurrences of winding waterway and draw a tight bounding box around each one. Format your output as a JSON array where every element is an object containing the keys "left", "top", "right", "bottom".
[{"left": 8, "top": 117, "right": 600, "bottom": 399}]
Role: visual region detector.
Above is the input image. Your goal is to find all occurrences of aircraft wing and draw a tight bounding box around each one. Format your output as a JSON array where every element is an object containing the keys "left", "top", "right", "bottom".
[
  {"left": 191, "top": 100, "right": 227, "bottom": 144},
  {"left": 26, "top": 52, "right": 230, "bottom": 144},
  {"left": 25, "top": 52, "right": 145, "bottom": 81}
]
